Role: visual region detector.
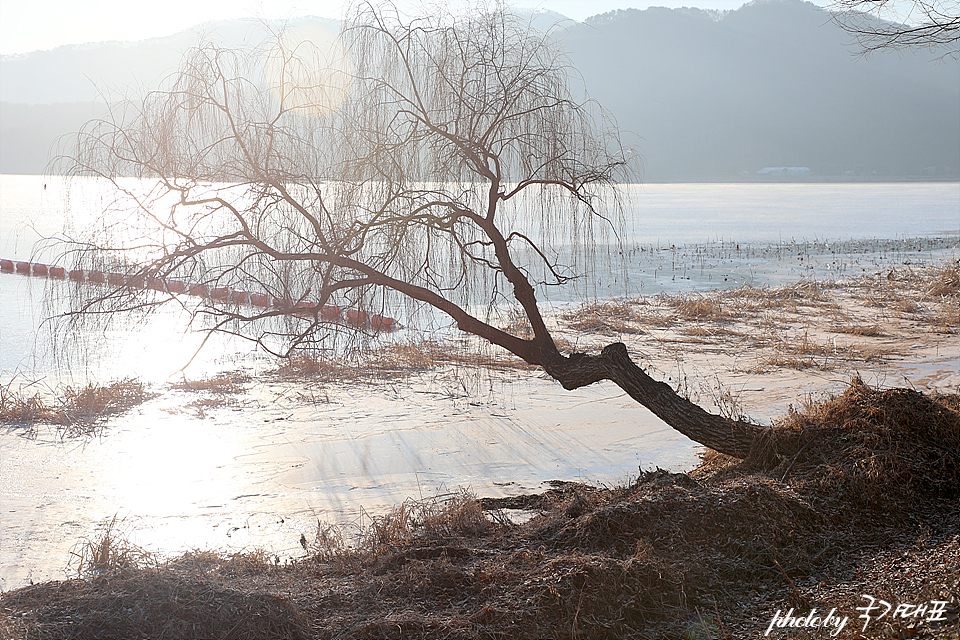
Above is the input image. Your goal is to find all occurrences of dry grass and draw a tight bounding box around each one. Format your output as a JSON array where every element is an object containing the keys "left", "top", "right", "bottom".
[
  {"left": 931, "top": 298, "right": 960, "bottom": 334},
  {"left": 168, "top": 372, "right": 251, "bottom": 394},
  {"left": 891, "top": 297, "right": 924, "bottom": 314},
  {"left": 0, "top": 567, "right": 307, "bottom": 640},
  {"left": 499, "top": 307, "right": 535, "bottom": 338},
  {"left": 0, "top": 378, "right": 154, "bottom": 435},
  {"left": 67, "top": 516, "right": 156, "bottom": 576},
  {"left": 353, "top": 489, "right": 494, "bottom": 554},
  {"left": 560, "top": 300, "right": 648, "bottom": 334},
  {"left": 272, "top": 354, "right": 365, "bottom": 381},
  {"left": 270, "top": 339, "right": 537, "bottom": 383},
  {"left": 831, "top": 322, "right": 883, "bottom": 337},
  {"left": 750, "top": 354, "right": 835, "bottom": 372},
  {"left": 925, "top": 261, "right": 960, "bottom": 298},
  {"left": 752, "top": 376, "right": 960, "bottom": 503},
  {"left": 672, "top": 296, "right": 730, "bottom": 321},
  {"left": 727, "top": 281, "right": 832, "bottom": 305}
]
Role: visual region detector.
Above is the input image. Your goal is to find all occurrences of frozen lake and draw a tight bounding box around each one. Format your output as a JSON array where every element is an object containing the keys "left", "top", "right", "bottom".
[{"left": 1, "top": 175, "right": 958, "bottom": 589}]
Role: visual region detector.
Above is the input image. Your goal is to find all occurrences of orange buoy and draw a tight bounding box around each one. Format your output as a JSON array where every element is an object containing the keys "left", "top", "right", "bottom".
[
  {"left": 294, "top": 300, "right": 318, "bottom": 314},
  {"left": 166, "top": 280, "right": 185, "bottom": 294},
  {"left": 346, "top": 308, "right": 368, "bottom": 325},
  {"left": 69, "top": 269, "right": 84, "bottom": 282},
  {"left": 0, "top": 259, "right": 13, "bottom": 272},
  {"left": 32, "top": 263, "right": 48, "bottom": 276},
  {"left": 87, "top": 270, "right": 105, "bottom": 284},
  {"left": 250, "top": 293, "right": 269, "bottom": 307},
  {"left": 371, "top": 314, "right": 395, "bottom": 331},
  {"left": 211, "top": 287, "right": 229, "bottom": 300},
  {"left": 229, "top": 290, "right": 248, "bottom": 304},
  {"left": 49, "top": 265, "right": 66, "bottom": 279},
  {"left": 320, "top": 304, "right": 340, "bottom": 318},
  {"left": 188, "top": 283, "right": 209, "bottom": 297},
  {"left": 16, "top": 261, "right": 30, "bottom": 274}
]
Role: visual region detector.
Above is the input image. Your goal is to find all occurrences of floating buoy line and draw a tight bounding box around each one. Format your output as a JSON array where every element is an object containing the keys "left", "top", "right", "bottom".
[{"left": 0, "top": 258, "right": 397, "bottom": 331}]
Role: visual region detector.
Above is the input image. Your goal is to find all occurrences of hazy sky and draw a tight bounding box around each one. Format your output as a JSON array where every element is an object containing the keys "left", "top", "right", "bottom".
[{"left": 0, "top": 0, "right": 775, "bottom": 55}]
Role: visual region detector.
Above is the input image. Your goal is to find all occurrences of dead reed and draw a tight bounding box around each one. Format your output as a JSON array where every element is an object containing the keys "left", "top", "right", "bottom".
[
  {"left": 925, "top": 261, "right": 960, "bottom": 298},
  {"left": 0, "top": 378, "right": 154, "bottom": 435},
  {"left": 168, "top": 372, "right": 251, "bottom": 394},
  {"left": 68, "top": 515, "right": 155, "bottom": 576},
  {"left": 270, "top": 339, "right": 537, "bottom": 383},
  {"left": 560, "top": 300, "right": 648, "bottom": 334},
  {"left": 671, "top": 295, "right": 730, "bottom": 321}
]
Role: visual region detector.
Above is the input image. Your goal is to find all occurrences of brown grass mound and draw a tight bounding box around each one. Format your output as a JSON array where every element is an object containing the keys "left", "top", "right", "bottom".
[
  {"left": 1, "top": 570, "right": 308, "bottom": 640},
  {"left": 530, "top": 472, "right": 828, "bottom": 582},
  {"left": 750, "top": 376, "right": 960, "bottom": 504}
]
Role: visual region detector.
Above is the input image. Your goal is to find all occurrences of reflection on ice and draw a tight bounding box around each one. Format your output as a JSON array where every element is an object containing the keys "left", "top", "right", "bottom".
[{"left": 0, "top": 371, "right": 696, "bottom": 590}]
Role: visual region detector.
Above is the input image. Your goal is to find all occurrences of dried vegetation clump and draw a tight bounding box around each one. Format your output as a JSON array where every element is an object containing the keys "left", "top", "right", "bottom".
[
  {"left": 924, "top": 261, "right": 960, "bottom": 298},
  {"left": 5, "top": 378, "right": 959, "bottom": 639},
  {"left": 168, "top": 372, "right": 251, "bottom": 394},
  {"left": 751, "top": 376, "right": 960, "bottom": 504},
  {"left": 271, "top": 339, "right": 537, "bottom": 382},
  {"left": 0, "top": 570, "right": 309, "bottom": 640},
  {"left": 670, "top": 295, "right": 732, "bottom": 321},
  {"left": 0, "top": 378, "right": 154, "bottom": 435},
  {"left": 859, "top": 261, "right": 960, "bottom": 333},
  {"left": 560, "top": 300, "right": 649, "bottom": 334}
]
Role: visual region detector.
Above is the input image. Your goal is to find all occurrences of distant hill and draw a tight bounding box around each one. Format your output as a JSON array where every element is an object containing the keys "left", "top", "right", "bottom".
[
  {"left": 561, "top": 0, "right": 959, "bottom": 180},
  {"left": 1, "top": 1, "right": 957, "bottom": 180}
]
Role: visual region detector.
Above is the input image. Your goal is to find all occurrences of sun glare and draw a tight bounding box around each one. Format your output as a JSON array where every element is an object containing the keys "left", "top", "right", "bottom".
[{"left": 264, "top": 23, "right": 354, "bottom": 117}]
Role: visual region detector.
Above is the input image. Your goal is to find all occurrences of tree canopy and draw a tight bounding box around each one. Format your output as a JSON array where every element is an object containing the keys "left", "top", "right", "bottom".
[{"left": 61, "top": 2, "right": 763, "bottom": 458}]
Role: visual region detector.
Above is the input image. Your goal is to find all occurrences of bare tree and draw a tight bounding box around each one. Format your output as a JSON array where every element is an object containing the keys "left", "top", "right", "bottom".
[
  {"left": 831, "top": 0, "right": 959, "bottom": 54},
  {"left": 61, "top": 2, "right": 762, "bottom": 458}
]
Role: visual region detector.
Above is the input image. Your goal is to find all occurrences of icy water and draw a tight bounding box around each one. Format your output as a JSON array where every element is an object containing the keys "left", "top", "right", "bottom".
[{"left": 1, "top": 175, "right": 959, "bottom": 589}]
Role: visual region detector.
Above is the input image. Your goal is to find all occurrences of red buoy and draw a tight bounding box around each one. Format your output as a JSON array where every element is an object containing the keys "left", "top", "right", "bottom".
[
  {"left": 32, "top": 263, "right": 48, "bottom": 276},
  {"left": 166, "top": 280, "right": 185, "bottom": 294},
  {"left": 15, "top": 261, "right": 30, "bottom": 274},
  {"left": 211, "top": 287, "right": 229, "bottom": 300},
  {"left": 107, "top": 273, "right": 124, "bottom": 286},
  {"left": 87, "top": 270, "right": 105, "bottom": 283},
  {"left": 320, "top": 304, "right": 340, "bottom": 318},
  {"left": 69, "top": 269, "right": 84, "bottom": 282},
  {"left": 1, "top": 259, "right": 14, "bottom": 272},
  {"left": 250, "top": 293, "right": 270, "bottom": 307},
  {"left": 346, "top": 308, "right": 368, "bottom": 325},
  {"left": 229, "top": 290, "right": 248, "bottom": 304},
  {"left": 49, "top": 266, "right": 66, "bottom": 279},
  {"left": 371, "top": 314, "right": 395, "bottom": 331},
  {"left": 146, "top": 277, "right": 165, "bottom": 291},
  {"left": 188, "top": 283, "right": 209, "bottom": 297}
]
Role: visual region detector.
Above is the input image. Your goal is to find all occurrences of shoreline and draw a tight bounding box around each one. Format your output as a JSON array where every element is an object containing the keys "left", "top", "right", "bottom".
[{"left": 3, "top": 379, "right": 958, "bottom": 639}]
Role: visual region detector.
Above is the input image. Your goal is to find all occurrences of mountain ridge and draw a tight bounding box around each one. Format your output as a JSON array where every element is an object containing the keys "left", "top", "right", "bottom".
[{"left": 1, "top": 0, "right": 957, "bottom": 180}]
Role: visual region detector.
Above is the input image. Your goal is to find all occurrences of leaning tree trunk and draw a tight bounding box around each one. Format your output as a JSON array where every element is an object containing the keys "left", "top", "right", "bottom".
[{"left": 539, "top": 342, "right": 761, "bottom": 459}]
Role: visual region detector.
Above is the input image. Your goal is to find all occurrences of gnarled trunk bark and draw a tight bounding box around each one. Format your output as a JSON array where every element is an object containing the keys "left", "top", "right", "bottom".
[{"left": 539, "top": 342, "right": 760, "bottom": 459}]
